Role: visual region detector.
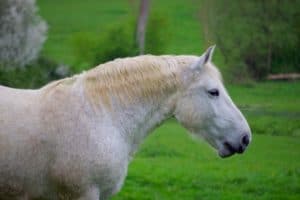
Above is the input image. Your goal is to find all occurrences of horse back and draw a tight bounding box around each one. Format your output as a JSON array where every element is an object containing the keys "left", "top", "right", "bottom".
[{"left": 0, "top": 85, "right": 40, "bottom": 133}]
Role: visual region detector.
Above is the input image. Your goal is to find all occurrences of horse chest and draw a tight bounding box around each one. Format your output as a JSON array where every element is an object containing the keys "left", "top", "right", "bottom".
[{"left": 47, "top": 124, "right": 129, "bottom": 193}]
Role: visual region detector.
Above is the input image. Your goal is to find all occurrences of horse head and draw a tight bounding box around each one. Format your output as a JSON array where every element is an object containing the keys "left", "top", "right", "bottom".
[{"left": 174, "top": 46, "right": 251, "bottom": 158}]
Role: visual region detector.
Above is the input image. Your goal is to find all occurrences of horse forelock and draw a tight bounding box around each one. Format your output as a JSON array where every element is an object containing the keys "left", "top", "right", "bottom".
[{"left": 82, "top": 55, "right": 222, "bottom": 109}]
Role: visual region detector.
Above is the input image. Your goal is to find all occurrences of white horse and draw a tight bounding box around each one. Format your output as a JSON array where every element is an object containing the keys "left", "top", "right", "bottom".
[{"left": 0, "top": 46, "right": 251, "bottom": 199}]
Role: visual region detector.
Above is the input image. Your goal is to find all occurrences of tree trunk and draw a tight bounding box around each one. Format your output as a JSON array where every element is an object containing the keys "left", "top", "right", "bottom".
[{"left": 136, "top": 0, "right": 150, "bottom": 55}]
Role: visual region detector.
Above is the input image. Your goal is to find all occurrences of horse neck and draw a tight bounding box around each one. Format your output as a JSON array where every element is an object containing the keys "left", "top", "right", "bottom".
[
  {"left": 82, "top": 55, "right": 197, "bottom": 155},
  {"left": 112, "top": 90, "right": 178, "bottom": 155}
]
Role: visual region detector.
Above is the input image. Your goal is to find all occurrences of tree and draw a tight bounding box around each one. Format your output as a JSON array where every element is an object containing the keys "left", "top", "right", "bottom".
[
  {"left": 0, "top": 0, "right": 47, "bottom": 68},
  {"left": 199, "top": 0, "right": 300, "bottom": 81},
  {"left": 136, "top": 0, "right": 150, "bottom": 55}
]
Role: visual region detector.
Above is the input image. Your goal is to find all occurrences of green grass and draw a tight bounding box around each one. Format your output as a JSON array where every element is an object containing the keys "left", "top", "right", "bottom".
[
  {"left": 228, "top": 82, "right": 300, "bottom": 136},
  {"left": 112, "top": 121, "right": 300, "bottom": 200},
  {"left": 111, "top": 81, "right": 300, "bottom": 199},
  {"left": 36, "top": 1, "right": 300, "bottom": 199}
]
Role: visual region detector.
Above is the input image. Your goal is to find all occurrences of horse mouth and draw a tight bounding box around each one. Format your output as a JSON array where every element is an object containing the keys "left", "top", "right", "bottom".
[
  {"left": 218, "top": 149, "right": 235, "bottom": 158},
  {"left": 218, "top": 141, "right": 244, "bottom": 158}
]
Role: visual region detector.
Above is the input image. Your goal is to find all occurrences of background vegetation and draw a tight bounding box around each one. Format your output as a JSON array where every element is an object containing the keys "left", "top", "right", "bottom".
[
  {"left": 0, "top": 0, "right": 299, "bottom": 199},
  {"left": 200, "top": 0, "right": 300, "bottom": 81},
  {"left": 0, "top": 0, "right": 47, "bottom": 68}
]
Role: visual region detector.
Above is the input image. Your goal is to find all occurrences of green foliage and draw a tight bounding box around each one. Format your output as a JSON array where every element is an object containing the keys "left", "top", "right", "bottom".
[
  {"left": 70, "top": 22, "right": 137, "bottom": 71},
  {"left": 92, "top": 23, "right": 138, "bottom": 66},
  {"left": 70, "top": 14, "right": 170, "bottom": 71},
  {"left": 200, "top": 0, "right": 300, "bottom": 81},
  {"left": 38, "top": 0, "right": 202, "bottom": 65},
  {"left": 145, "top": 13, "right": 170, "bottom": 54},
  {"left": 0, "top": 56, "right": 69, "bottom": 88},
  {"left": 70, "top": 32, "right": 99, "bottom": 70}
]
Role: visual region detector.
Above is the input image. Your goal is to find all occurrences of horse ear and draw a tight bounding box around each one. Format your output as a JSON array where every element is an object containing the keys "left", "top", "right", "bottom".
[
  {"left": 204, "top": 45, "right": 215, "bottom": 63},
  {"left": 190, "top": 45, "right": 216, "bottom": 70}
]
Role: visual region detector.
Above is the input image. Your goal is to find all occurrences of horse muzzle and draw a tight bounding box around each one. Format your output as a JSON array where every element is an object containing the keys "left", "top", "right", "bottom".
[{"left": 218, "top": 133, "right": 251, "bottom": 158}]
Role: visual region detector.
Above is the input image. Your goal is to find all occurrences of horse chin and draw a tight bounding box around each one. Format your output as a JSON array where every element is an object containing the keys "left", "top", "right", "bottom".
[{"left": 218, "top": 148, "right": 235, "bottom": 158}]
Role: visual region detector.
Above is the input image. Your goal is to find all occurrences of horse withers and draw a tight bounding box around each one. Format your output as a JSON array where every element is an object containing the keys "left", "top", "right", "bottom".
[{"left": 0, "top": 46, "right": 251, "bottom": 199}]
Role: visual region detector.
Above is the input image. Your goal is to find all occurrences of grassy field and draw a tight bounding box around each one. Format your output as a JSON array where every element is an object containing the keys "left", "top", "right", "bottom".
[
  {"left": 113, "top": 122, "right": 300, "bottom": 200},
  {"left": 36, "top": 1, "right": 300, "bottom": 199},
  {"left": 111, "top": 82, "right": 300, "bottom": 200},
  {"left": 228, "top": 82, "right": 300, "bottom": 136}
]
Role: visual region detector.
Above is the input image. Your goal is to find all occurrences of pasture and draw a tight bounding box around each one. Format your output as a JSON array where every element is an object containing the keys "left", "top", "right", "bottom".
[
  {"left": 113, "top": 82, "right": 300, "bottom": 200},
  {"left": 36, "top": 0, "right": 300, "bottom": 199}
]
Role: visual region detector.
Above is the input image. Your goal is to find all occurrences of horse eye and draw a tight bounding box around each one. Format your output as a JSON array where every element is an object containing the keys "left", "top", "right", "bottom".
[{"left": 208, "top": 89, "right": 219, "bottom": 97}]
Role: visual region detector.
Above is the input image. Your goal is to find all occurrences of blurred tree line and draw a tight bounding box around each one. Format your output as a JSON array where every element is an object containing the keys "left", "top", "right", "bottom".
[
  {"left": 0, "top": 0, "right": 167, "bottom": 88},
  {"left": 0, "top": 0, "right": 168, "bottom": 87},
  {"left": 1, "top": 0, "right": 299, "bottom": 88},
  {"left": 200, "top": 0, "right": 300, "bottom": 81},
  {"left": 70, "top": 3, "right": 169, "bottom": 72},
  {"left": 0, "top": 0, "right": 65, "bottom": 88},
  {"left": 0, "top": 0, "right": 47, "bottom": 68}
]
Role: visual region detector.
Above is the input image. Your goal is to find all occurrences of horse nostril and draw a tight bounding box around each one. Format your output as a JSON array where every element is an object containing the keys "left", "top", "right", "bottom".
[{"left": 241, "top": 134, "right": 250, "bottom": 146}]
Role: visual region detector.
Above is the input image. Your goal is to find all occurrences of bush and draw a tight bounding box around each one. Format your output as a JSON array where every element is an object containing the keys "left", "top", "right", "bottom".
[
  {"left": 71, "top": 15, "right": 170, "bottom": 71},
  {"left": 0, "top": 0, "right": 47, "bottom": 68},
  {"left": 93, "top": 23, "right": 138, "bottom": 66},
  {"left": 145, "top": 13, "right": 170, "bottom": 54},
  {"left": 71, "top": 23, "right": 137, "bottom": 71},
  {"left": 199, "top": 0, "right": 300, "bottom": 81},
  {"left": 70, "top": 32, "right": 99, "bottom": 70},
  {"left": 0, "top": 56, "right": 70, "bottom": 89}
]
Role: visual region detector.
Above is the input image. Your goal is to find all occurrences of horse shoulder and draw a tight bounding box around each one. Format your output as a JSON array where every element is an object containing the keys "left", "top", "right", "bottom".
[
  {"left": 39, "top": 83, "right": 130, "bottom": 197},
  {"left": 0, "top": 87, "right": 50, "bottom": 198}
]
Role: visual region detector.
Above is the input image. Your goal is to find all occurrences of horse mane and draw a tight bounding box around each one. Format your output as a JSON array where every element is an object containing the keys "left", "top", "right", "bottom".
[
  {"left": 83, "top": 55, "right": 192, "bottom": 108},
  {"left": 43, "top": 55, "right": 222, "bottom": 109}
]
